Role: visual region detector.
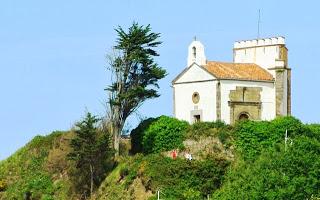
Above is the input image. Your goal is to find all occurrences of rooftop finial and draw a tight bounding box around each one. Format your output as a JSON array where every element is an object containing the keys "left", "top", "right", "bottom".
[{"left": 193, "top": 36, "right": 197, "bottom": 41}]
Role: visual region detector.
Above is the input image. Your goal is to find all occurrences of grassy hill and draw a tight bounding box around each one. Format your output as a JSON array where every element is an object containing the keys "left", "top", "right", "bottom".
[
  {"left": 1, "top": 116, "right": 320, "bottom": 200},
  {"left": 0, "top": 131, "right": 75, "bottom": 200}
]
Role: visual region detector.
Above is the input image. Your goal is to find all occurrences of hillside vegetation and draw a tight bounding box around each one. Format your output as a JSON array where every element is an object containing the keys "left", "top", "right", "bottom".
[
  {"left": 0, "top": 131, "right": 74, "bottom": 199},
  {"left": 1, "top": 116, "right": 320, "bottom": 199}
]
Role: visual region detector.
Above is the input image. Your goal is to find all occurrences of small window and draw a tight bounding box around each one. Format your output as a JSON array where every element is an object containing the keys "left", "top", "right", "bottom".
[
  {"left": 238, "top": 113, "right": 249, "bottom": 121},
  {"left": 192, "top": 46, "right": 196, "bottom": 58},
  {"left": 194, "top": 115, "right": 201, "bottom": 123}
]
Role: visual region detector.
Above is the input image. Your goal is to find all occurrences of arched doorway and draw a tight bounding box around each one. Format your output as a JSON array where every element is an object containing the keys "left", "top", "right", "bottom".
[{"left": 238, "top": 112, "right": 250, "bottom": 121}]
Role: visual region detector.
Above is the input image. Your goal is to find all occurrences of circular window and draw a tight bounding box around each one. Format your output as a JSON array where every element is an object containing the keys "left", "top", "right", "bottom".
[{"left": 192, "top": 92, "right": 200, "bottom": 104}]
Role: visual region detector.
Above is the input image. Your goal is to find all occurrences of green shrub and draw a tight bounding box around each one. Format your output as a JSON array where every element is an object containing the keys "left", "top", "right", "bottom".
[
  {"left": 119, "top": 167, "right": 129, "bottom": 179},
  {"left": 270, "top": 116, "right": 307, "bottom": 139},
  {"left": 234, "top": 120, "right": 272, "bottom": 160},
  {"left": 182, "top": 188, "right": 202, "bottom": 200},
  {"left": 130, "top": 118, "right": 157, "bottom": 154},
  {"left": 24, "top": 174, "right": 54, "bottom": 199},
  {"left": 217, "top": 128, "right": 232, "bottom": 145},
  {"left": 185, "top": 121, "right": 227, "bottom": 139},
  {"left": 212, "top": 136, "right": 320, "bottom": 199},
  {"left": 141, "top": 116, "right": 189, "bottom": 153},
  {"left": 184, "top": 121, "right": 233, "bottom": 147},
  {"left": 305, "top": 124, "right": 320, "bottom": 140},
  {"left": 131, "top": 117, "right": 232, "bottom": 154},
  {"left": 142, "top": 154, "right": 229, "bottom": 199},
  {"left": 96, "top": 153, "right": 229, "bottom": 200},
  {"left": 234, "top": 116, "right": 306, "bottom": 161}
]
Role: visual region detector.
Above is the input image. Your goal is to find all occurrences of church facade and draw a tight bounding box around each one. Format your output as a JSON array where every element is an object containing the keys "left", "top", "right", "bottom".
[{"left": 172, "top": 37, "right": 291, "bottom": 124}]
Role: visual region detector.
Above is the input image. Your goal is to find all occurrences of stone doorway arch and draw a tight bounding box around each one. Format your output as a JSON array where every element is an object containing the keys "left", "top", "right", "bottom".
[
  {"left": 228, "top": 86, "right": 262, "bottom": 124},
  {"left": 238, "top": 112, "right": 250, "bottom": 121}
]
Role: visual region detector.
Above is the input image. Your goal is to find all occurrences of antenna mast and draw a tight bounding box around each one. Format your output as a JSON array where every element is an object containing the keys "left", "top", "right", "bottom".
[{"left": 257, "top": 9, "right": 261, "bottom": 38}]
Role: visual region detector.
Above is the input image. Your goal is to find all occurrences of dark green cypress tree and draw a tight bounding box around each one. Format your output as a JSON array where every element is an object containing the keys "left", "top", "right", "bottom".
[{"left": 106, "top": 22, "right": 167, "bottom": 154}]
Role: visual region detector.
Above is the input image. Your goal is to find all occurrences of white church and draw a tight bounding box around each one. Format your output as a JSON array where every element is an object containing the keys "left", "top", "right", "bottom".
[{"left": 172, "top": 37, "right": 291, "bottom": 124}]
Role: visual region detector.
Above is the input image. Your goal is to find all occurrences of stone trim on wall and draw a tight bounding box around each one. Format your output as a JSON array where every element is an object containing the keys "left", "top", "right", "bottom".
[
  {"left": 274, "top": 68, "right": 291, "bottom": 116},
  {"left": 275, "top": 69, "right": 284, "bottom": 116},
  {"left": 229, "top": 102, "right": 262, "bottom": 124},
  {"left": 287, "top": 69, "right": 292, "bottom": 115},
  {"left": 228, "top": 86, "right": 262, "bottom": 124},
  {"left": 190, "top": 109, "right": 203, "bottom": 123}
]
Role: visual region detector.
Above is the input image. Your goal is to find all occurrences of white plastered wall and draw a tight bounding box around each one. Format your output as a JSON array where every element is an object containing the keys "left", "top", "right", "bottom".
[
  {"left": 187, "top": 40, "right": 206, "bottom": 67},
  {"left": 174, "top": 63, "right": 214, "bottom": 83},
  {"left": 220, "top": 80, "right": 275, "bottom": 124},
  {"left": 174, "top": 80, "right": 217, "bottom": 123},
  {"left": 233, "top": 37, "right": 285, "bottom": 77},
  {"left": 173, "top": 63, "right": 217, "bottom": 123}
]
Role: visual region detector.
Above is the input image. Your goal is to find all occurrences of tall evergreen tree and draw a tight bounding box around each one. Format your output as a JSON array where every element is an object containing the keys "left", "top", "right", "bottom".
[
  {"left": 106, "top": 23, "right": 167, "bottom": 154},
  {"left": 68, "top": 112, "right": 112, "bottom": 198}
]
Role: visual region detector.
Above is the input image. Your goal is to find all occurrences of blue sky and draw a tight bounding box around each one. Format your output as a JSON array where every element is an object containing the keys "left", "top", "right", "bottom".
[{"left": 1, "top": 0, "right": 319, "bottom": 160}]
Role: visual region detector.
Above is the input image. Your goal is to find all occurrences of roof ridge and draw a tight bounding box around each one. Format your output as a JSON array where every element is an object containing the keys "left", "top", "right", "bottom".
[
  {"left": 207, "top": 60, "right": 261, "bottom": 66},
  {"left": 203, "top": 61, "right": 274, "bottom": 81}
]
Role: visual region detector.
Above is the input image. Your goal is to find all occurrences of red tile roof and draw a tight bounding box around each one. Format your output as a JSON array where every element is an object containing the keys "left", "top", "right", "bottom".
[{"left": 203, "top": 61, "right": 274, "bottom": 81}]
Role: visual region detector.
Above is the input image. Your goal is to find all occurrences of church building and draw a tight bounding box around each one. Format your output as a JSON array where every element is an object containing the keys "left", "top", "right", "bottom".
[{"left": 172, "top": 37, "right": 291, "bottom": 124}]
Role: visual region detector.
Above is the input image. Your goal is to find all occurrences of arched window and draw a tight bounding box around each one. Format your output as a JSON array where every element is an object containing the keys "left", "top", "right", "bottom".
[
  {"left": 238, "top": 112, "right": 249, "bottom": 121},
  {"left": 192, "top": 46, "right": 196, "bottom": 58}
]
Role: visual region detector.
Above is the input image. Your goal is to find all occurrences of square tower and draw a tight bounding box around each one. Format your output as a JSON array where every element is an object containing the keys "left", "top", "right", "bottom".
[
  {"left": 233, "top": 37, "right": 291, "bottom": 116},
  {"left": 233, "top": 36, "right": 287, "bottom": 77}
]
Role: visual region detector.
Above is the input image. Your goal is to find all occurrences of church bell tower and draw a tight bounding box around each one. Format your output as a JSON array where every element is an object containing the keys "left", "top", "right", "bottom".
[{"left": 187, "top": 38, "right": 206, "bottom": 67}]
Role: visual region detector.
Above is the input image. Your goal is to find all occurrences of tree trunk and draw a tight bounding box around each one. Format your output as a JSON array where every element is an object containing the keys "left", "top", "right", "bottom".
[
  {"left": 113, "top": 127, "right": 120, "bottom": 156},
  {"left": 89, "top": 164, "right": 94, "bottom": 196},
  {"left": 111, "top": 105, "right": 122, "bottom": 157}
]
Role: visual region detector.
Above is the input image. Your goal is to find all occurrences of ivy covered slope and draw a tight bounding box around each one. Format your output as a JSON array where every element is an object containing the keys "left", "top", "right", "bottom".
[{"left": 0, "top": 131, "right": 75, "bottom": 200}]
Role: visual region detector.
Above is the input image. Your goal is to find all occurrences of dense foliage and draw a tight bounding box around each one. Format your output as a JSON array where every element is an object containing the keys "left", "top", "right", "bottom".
[
  {"left": 102, "top": 154, "right": 229, "bottom": 200},
  {"left": 131, "top": 116, "right": 189, "bottom": 154},
  {"left": 1, "top": 116, "right": 320, "bottom": 200},
  {"left": 0, "top": 115, "right": 113, "bottom": 200},
  {"left": 130, "top": 118, "right": 157, "bottom": 154},
  {"left": 141, "top": 155, "right": 229, "bottom": 200},
  {"left": 184, "top": 120, "right": 232, "bottom": 144},
  {"left": 68, "top": 112, "right": 112, "bottom": 198},
  {"left": 212, "top": 116, "right": 320, "bottom": 199},
  {"left": 305, "top": 123, "right": 320, "bottom": 140},
  {"left": 213, "top": 136, "right": 320, "bottom": 199},
  {"left": 233, "top": 116, "right": 307, "bottom": 161},
  {"left": 131, "top": 118, "right": 233, "bottom": 155}
]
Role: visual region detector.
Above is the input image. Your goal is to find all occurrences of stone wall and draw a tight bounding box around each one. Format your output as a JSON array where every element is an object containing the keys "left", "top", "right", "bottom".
[
  {"left": 287, "top": 69, "right": 292, "bottom": 115},
  {"left": 275, "top": 69, "right": 285, "bottom": 116},
  {"left": 228, "top": 86, "right": 262, "bottom": 124}
]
